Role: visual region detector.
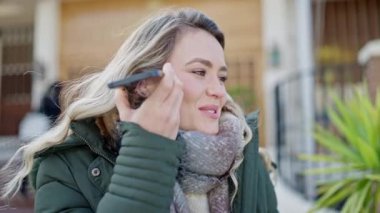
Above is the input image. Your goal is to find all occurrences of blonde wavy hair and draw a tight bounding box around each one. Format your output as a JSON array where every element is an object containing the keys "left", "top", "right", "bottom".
[{"left": 0, "top": 7, "right": 252, "bottom": 201}]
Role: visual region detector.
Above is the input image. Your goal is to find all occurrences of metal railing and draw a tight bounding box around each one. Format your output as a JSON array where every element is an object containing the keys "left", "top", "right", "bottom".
[{"left": 274, "top": 63, "right": 363, "bottom": 199}]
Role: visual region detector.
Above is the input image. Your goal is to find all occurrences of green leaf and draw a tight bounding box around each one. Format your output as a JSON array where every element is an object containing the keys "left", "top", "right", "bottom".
[
  {"left": 316, "top": 181, "right": 337, "bottom": 194},
  {"left": 329, "top": 91, "right": 380, "bottom": 168},
  {"left": 350, "top": 89, "right": 380, "bottom": 157},
  {"left": 327, "top": 107, "right": 361, "bottom": 151},
  {"left": 317, "top": 182, "right": 337, "bottom": 194},
  {"left": 342, "top": 190, "right": 360, "bottom": 213},
  {"left": 307, "top": 86, "right": 380, "bottom": 212},
  {"left": 314, "top": 126, "right": 361, "bottom": 163},
  {"left": 304, "top": 164, "right": 363, "bottom": 175},
  {"left": 349, "top": 91, "right": 376, "bottom": 146},
  {"left": 373, "top": 186, "right": 380, "bottom": 212},
  {"left": 365, "top": 174, "right": 380, "bottom": 182},
  {"left": 357, "top": 138, "right": 380, "bottom": 168},
  {"left": 376, "top": 88, "right": 380, "bottom": 111},
  {"left": 316, "top": 177, "right": 361, "bottom": 194},
  {"left": 298, "top": 154, "right": 338, "bottom": 163},
  {"left": 353, "top": 181, "right": 371, "bottom": 213},
  {"left": 370, "top": 107, "right": 380, "bottom": 153},
  {"left": 312, "top": 179, "right": 354, "bottom": 210},
  {"left": 339, "top": 180, "right": 371, "bottom": 213},
  {"left": 375, "top": 116, "right": 380, "bottom": 147},
  {"left": 331, "top": 94, "right": 355, "bottom": 130}
]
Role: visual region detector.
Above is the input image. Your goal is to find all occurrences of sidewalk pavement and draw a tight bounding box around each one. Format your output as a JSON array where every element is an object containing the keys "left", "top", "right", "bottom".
[
  {"left": 275, "top": 177, "right": 338, "bottom": 213},
  {"left": 0, "top": 195, "right": 33, "bottom": 213},
  {"left": 0, "top": 136, "right": 34, "bottom": 213},
  {"left": 275, "top": 178, "right": 314, "bottom": 213}
]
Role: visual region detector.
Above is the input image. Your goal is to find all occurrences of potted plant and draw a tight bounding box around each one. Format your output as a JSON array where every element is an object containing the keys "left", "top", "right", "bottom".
[
  {"left": 301, "top": 87, "right": 380, "bottom": 212},
  {"left": 227, "top": 85, "right": 256, "bottom": 112}
]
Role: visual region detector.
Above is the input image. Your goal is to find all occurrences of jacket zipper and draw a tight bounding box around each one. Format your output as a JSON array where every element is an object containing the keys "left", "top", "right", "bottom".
[{"left": 72, "top": 131, "right": 115, "bottom": 165}]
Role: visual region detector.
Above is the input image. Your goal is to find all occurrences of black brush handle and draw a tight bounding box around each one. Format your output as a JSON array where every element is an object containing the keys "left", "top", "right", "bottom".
[{"left": 107, "top": 69, "right": 163, "bottom": 89}]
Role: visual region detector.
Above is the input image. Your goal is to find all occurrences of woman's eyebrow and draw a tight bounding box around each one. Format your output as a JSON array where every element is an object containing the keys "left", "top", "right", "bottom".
[
  {"left": 186, "top": 58, "right": 212, "bottom": 67},
  {"left": 185, "top": 58, "right": 228, "bottom": 71},
  {"left": 219, "top": 66, "right": 228, "bottom": 72}
]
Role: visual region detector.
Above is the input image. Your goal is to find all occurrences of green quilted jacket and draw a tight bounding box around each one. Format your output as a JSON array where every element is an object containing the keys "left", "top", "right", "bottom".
[{"left": 30, "top": 111, "right": 278, "bottom": 212}]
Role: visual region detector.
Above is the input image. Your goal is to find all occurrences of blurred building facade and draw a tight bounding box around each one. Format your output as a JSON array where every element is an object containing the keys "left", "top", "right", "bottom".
[
  {"left": 0, "top": 0, "right": 35, "bottom": 135},
  {"left": 0, "top": 0, "right": 268, "bottom": 144},
  {"left": 263, "top": 0, "right": 380, "bottom": 202}
]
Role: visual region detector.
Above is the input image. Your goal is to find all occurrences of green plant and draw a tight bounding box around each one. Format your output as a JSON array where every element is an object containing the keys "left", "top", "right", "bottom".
[
  {"left": 300, "top": 88, "right": 380, "bottom": 212},
  {"left": 227, "top": 86, "right": 256, "bottom": 112}
]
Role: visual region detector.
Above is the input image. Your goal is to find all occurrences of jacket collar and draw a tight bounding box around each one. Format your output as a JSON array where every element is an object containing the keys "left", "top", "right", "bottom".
[
  {"left": 69, "top": 118, "right": 117, "bottom": 164},
  {"left": 35, "top": 118, "right": 117, "bottom": 164}
]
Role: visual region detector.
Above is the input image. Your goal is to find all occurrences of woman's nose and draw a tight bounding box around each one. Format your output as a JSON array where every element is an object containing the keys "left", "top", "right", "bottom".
[{"left": 206, "top": 77, "right": 226, "bottom": 98}]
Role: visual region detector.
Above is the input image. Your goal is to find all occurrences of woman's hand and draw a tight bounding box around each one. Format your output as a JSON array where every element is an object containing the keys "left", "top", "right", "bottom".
[{"left": 115, "top": 63, "right": 184, "bottom": 140}]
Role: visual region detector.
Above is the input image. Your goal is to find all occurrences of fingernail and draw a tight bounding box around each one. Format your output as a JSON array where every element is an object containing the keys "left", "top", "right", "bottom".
[{"left": 163, "top": 63, "right": 172, "bottom": 74}]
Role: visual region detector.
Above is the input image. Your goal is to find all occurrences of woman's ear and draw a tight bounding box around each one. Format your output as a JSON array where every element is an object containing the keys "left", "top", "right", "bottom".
[
  {"left": 135, "top": 80, "right": 150, "bottom": 97},
  {"left": 135, "top": 77, "right": 160, "bottom": 97}
]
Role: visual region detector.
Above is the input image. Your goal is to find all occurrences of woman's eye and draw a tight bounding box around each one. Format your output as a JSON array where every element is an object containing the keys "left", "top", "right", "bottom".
[
  {"left": 192, "top": 70, "right": 206, "bottom": 76},
  {"left": 219, "top": 76, "right": 228, "bottom": 83}
]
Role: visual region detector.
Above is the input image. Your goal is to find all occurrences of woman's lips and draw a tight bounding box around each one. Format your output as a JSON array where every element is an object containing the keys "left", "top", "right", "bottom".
[{"left": 199, "top": 105, "right": 220, "bottom": 119}]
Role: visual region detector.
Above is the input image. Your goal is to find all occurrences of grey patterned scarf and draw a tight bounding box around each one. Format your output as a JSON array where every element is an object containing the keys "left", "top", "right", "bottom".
[{"left": 170, "top": 113, "right": 244, "bottom": 213}]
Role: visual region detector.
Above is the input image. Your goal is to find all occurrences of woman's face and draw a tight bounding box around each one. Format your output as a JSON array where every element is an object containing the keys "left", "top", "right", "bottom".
[{"left": 167, "top": 28, "right": 227, "bottom": 134}]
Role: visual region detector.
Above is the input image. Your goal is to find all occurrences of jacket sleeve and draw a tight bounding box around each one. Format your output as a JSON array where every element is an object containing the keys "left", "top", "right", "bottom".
[
  {"left": 97, "top": 122, "right": 184, "bottom": 213},
  {"left": 33, "top": 122, "right": 183, "bottom": 213}
]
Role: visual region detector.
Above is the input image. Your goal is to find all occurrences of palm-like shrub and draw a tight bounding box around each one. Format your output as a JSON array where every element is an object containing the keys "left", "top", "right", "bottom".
[{"left": 302, "top": 88, "right": 380, "bottom": 212}]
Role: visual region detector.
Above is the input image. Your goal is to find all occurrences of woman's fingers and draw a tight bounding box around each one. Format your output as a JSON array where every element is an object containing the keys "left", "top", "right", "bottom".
[
  {"left": 115, "top": 88, "right": 134, "bottom": 121},
  {"left": 115, "top": 62, "right": 183, "bottom": 139},
  {"left": 159, "top": 74, "right": 183, "bottom": 138},
  {"left": 149, "top": 63, "right": 175, "bottom": 103},
  {"left": 165, "top": 73, "right": 183, "bottom": 115}
]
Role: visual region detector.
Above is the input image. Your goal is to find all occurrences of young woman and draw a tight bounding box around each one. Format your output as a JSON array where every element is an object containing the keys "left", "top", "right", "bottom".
[{"left": 1, "top": 8, "right": 277, "bottom": 212}]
